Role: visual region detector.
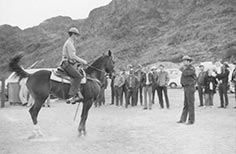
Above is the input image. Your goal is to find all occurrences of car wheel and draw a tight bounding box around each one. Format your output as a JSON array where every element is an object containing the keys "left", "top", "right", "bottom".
[{"left": 169, "top": 82, "right": 177, "bottom": 88}]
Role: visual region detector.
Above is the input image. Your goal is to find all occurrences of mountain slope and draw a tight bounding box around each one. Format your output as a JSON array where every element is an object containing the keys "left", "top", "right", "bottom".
[{"left": 1, "top": 0, "right": 236, "bottom": 77}]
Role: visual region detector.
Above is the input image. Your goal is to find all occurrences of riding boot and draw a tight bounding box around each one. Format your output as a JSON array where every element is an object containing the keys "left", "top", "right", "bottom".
[{"left": 71, "top": 91, "right": 84, "bottom": 104}]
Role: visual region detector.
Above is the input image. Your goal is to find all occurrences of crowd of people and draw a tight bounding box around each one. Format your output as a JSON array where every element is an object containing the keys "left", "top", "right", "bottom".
[
  {"left": 196, "top": 60, "right": 236, "bottom": 109},
  {"left": 108, "top": 55, "right": 236, "bottom": 125},
  {"left": 110, "top": 62, "right": 170, "bottom": 110}
]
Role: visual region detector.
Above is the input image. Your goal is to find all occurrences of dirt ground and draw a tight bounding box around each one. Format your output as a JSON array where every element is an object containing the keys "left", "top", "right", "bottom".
[{"left": 0, "top": 88, "right": 236, "bottom": 154}]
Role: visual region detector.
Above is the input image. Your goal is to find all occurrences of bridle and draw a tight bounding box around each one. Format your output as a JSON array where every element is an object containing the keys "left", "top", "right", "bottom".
[
  {"left": 84, "top": 56, "right": 114, "bottom": 76},
  {"left": 87, "top": 64, "right": 108, "bottom": 75}
]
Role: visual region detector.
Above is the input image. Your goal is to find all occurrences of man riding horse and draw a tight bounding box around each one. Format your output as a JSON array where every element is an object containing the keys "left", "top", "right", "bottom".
[{"left": 60, "top": 27, "right": 87, "bottom": 104}]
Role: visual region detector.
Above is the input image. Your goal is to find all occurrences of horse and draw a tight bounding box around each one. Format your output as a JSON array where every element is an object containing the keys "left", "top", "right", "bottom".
[{"left": 9, "top": 50, "right": 114, "bottom": 138}]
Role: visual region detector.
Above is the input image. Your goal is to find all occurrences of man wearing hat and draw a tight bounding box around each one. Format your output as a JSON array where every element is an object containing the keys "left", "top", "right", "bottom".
[
  {"left": 231, "top": 61, "right": 236, "bottom": 109},
  {"left": 177, "top": 55, "right": 197, "bottom": 125},
  {"left": 60, "top": 27, "right": 88, "bottom": 104},
  {"left": 215, "top": 62, "right": 230, "bottom": 108},
  {"left": 113, "top": 68, "right": 126, "bottom": 106},
  {"left": 151, "top": 66, "right": 159, "bottom": 104},
  {"left": 197, "top": 64, "right": 206, "bottom": 107},
  {"left": 125, "top": 68, "right": 139, "bottom": 107},
  {"left": 135, "top": 64, "right": 144, "bottom": 106}
]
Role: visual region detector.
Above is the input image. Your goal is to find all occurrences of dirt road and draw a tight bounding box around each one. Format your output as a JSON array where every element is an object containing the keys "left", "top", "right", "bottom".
[{"left": 0, "top": 89, "right": 235, "bottom": 154}]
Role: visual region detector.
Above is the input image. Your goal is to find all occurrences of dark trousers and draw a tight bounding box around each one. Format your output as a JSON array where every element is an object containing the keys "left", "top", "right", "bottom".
[
  {"left": 180, "top": 86, "right": 195, "bottom": 123},
  {"left": 218, "top": 83, "right": 228, "bottom": 107},
  {"left": 114, "top": 86, "right": 123, "bottom": 106},
  {"left": 62, "top": 61, "right": 82, "bottom": 96},
  {"left": 234, "top": 82, "right": 236, "bottom": 102},
  {"left": 111, "top": 85, "right": 115, "bottom": 104},
  {"left": 197, "top": 85, "right": 204, "bottom": 106},
  {"left": 126, "top": 88, "right": 138, "bottom": 107},
  {"left": 152, "top": 84, "right": 158, "bottom": 104},
  {"left": 136, "top": 85, "right": 143, "bottom": 106},
  {"left": 157, "top": 86, "right": 169, "bottom": 108}
]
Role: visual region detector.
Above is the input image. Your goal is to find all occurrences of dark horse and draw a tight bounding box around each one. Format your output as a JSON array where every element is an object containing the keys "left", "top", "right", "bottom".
[{"left": 9, "top": 51, "right": 114, "bottom": 138}]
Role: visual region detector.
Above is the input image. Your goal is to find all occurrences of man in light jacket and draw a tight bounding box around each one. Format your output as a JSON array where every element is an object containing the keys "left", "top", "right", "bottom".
[{"left": 157, "top": 64, "right": 170, "bottom": 109}]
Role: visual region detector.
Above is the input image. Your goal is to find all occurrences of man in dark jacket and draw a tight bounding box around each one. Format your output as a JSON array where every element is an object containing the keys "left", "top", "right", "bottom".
[
  {"left": 177, "top": 55, "right": 197, "bottom": 125},
  {"left": 197, "top": 64, "right": 206, "bottom": 107},
  {"left": 215, "top": 62, "right": 230, "bottom": 108},
  {"left": 125, "top": 68, "right": 139, "bottom": 107},
  {"left": 151, "top": 66, "right": 158, "bottom": 104},
  {"left": 231, "top": 61, "right": 236, "bottom": 109}
]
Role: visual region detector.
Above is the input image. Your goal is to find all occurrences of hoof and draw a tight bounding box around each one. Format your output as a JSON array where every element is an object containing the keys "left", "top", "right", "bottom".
[
  {"left": 28, "top": 132, "right": 43, "bottom": 140},
  {"left": 78, "top": 132, "right": 82, "bottom": 137},
  {"left": 78, "top": 130, "right": 87, "bottom": 137},
  {"left": 28, "top": 132, "right": 37, "bottom": 140},
  {"left": 83, "top": 131, "right": 87, "bottom": 136}
]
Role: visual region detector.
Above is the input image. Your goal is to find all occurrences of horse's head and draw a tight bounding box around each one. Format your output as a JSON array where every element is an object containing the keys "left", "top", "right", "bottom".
[
  {"left": 103, "top": 50, "right": 115, "bottom": 78},
  {"left": 86, "top": 50, "right": 115, "bottom": 79}
]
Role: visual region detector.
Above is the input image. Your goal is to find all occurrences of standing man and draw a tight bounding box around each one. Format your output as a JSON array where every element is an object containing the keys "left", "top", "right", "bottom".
[
  {"left": 156, "top": 64, "right": 170, "bottom": 109},
  {"left": 125, "top": 68, "right": 139, "bottom": 107},
  {"left": 197, "top": 64, "right": 206, "bottom": 107},
  {"left": 215, "top": 62, "right": 230, "bottom": 108},
  {"left": 135, "top": 64, "right": 144, "bottom": 106},
  {"left": 151, "top": 66, "right": 158, "bottom": 104},
  {"left": 143, "top": 66, "right": 154, "bottom": 110},
  {"left": 177, "top": 55, "right": 197, "bottom": 125},
  {"left": 231, "top": 61, "right": 236, "bottom": 109},
  {"left": 114, "top": 70, "right": 125, "bottom": 106}
]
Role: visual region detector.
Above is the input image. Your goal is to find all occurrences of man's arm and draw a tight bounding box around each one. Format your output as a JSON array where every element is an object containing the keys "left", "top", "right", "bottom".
[
  {"left": 165, "top": 72, "right": 170, "bottom": 86},
  {"left": 216, "top": 69, "right": 229, "bottom": 79},
  {"left": 67, "top": 43, "right": 87, "bottom": 64}
]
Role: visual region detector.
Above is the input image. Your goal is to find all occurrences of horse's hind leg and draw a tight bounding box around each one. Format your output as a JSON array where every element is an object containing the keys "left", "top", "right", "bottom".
[
  {"left": 78, "top": 100, "right": 93, "bottom": 137},
  {"left": 28, "top": 97, "right": 47, "bottom": 139}
]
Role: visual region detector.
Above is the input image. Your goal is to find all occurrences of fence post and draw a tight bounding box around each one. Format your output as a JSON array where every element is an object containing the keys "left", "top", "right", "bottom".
[{"left": 1, "top": 77, "right": 5, "bottom": 108}]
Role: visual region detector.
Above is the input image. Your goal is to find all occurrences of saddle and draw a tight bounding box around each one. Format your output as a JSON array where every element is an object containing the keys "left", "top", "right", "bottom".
[{"left": 50, "top": 66, "right": 86, "bottom": 84}]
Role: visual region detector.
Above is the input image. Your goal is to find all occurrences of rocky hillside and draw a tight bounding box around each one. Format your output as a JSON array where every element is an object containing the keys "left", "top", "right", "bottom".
[{"left": 1, "top": 0, "right": 236, "bottom": 77}]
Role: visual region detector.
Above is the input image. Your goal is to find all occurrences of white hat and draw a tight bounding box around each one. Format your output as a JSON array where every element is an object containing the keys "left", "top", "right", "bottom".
[
  {"left": 151, "top": 66, "right": 157, "bottom": 70},
  {"left": 68, "top": 27, "right": 80, "bottom": 35},
  {"left": 182, "top": 55, "right": 193, "bottom": 61}
]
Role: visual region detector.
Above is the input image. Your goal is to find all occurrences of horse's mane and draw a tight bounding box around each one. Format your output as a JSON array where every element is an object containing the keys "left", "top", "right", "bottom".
[{"left": 85, "top": 56, "right": 107, "bottom": 74}]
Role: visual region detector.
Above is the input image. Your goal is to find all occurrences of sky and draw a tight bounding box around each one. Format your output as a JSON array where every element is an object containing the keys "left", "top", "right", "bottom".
[{"left": 0, "top": 0, "right": 112, "bottom": 29}]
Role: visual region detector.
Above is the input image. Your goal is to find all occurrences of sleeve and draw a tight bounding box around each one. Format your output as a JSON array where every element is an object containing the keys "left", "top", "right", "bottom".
[
  {"left": 165, "top": 72, "right": 170, "bottom": 84},
  {"left": 231, "top": 70, "right": 235, "bottom": 81}
]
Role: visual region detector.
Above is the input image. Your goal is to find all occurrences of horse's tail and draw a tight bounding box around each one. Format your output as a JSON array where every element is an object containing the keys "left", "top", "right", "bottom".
[{"left": 9, "top": 54, "right": 30, "bottom": 79}]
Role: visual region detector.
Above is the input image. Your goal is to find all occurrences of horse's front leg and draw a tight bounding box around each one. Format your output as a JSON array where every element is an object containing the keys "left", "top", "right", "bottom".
[{"left": 78, "top": 100, "right": 93, "bottom": 137}]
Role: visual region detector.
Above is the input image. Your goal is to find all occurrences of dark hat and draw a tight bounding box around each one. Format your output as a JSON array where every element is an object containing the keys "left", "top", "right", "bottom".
[
  {"left": 182, "top": 55, "right": 193, "bottom": 61},
  {"left": 138, "top": 64, "right": 142, "bottom": 68},
  {"left": 127, "top": 64, "right": 133, "bottom": 68},
  {"left": 199, "top": 64, "right": 204, "bottom": 67}
]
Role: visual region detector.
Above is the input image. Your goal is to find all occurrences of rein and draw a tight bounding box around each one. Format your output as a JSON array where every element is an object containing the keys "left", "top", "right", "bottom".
[{"left": 87, "top": 65, "right": 107, "bottom": 75}]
